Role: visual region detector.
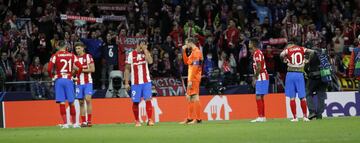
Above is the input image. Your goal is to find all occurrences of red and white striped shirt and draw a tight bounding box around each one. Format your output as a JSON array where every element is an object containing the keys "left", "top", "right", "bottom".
[
  {"left": 76, "top": 54, "right": 94, "bottom": 85},
  {"left": 48, "top": 51, "right": 82, "bottom": 80},
  {"left": 289, "top": 23, "right": 304, "bottom": 37},
  {"left": 281, "top": 45, "right": 307, "bottom": 68},
  {"left": 126, "top": 50, "right": 151, "bottom": 85},
  {"left": 253, "top": 49, "right": 269, "bottom": 81}
]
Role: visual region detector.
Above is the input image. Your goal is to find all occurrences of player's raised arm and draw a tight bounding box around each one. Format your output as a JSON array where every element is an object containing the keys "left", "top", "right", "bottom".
[
  {"left": 142, "top": 44, "right": 153, "bottom": 64},
  {"left": 182, "top": 45, "right": 190, "bottom": 65}
]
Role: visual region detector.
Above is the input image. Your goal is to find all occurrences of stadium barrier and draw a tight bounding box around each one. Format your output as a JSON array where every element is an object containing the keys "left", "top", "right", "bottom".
[{"left": 0, "top": 92, "right": 359, "bottom": 128}]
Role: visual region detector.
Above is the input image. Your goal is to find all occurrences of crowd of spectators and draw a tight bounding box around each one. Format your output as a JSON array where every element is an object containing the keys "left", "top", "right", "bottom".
[{"left": 1, "top": 0, "right": 360, "bottom": 96}]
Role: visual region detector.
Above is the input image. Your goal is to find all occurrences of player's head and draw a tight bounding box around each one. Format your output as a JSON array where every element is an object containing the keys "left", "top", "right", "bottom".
[
  {"left": 106, "top": 33, "right": 113, "bottom": 42},
  {"left": 75, "top": 42, "right": 86, "bottom": 55},
  {"left": 136, "top": 39, "right": 147, "bottom": 51},
  {"left": 139, "top": 39, "right": 147, "bottom": 46},
  {"left": 57, "top": 40, "right": 67, "bottom": 51},
  {"left": 249, "top": 38, "right": 260, "bottom": 50},
  {"left": 1, "top": 51, "right": 7, "bottom": 60},
  {"left": 185, "top": 37, "right": 196, "bottom": 48}
]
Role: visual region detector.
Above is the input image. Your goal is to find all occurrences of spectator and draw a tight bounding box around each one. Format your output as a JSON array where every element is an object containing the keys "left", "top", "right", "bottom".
[
  {"left": 64, "top": 32, "right": 75, "bottom": 53},
  {"left": 162, "top": 35, "right": 176, "bottom": 62},
  {"left": 117, "top": 28, "right": 127, "bottom": 73},
  {"left": 42, "top": 62, "right": 54, "bottom": 99},
  {"left": 0, "top": 51, "right": 13, "bottom": 85},
  {"left": 169, "top": 21, "right": 184, "bottom": 49},
  {"left": 332, "top": 27, "right": 345, "bottom": 56},
  {"left": 342, "top": 19, "right": 355, "bottom": 46},
  {"left": 29, "top": 56, "right": 45, "bottom": 99},
  {"left": 50, "top": 33, "right": 60, "bottom": 51},
  {"left": 218, "top": 52, "right": 232, "bottom": 82},
  {"left": 282, "top": 11, "right": 304, "bottom": 44},
  {"left": 80, "top": 31, "right": 103, "bottom": 89},
  {"left": 101, "top": 33, "right": 118, "bottom": 89},
  {"left": 149, "top": 27, "right": 162, "bottom": 48},
  {"left": 173, "top": 52, "right": 184, "bottom": 77},
  {"left": 203, "top": 33, "right": 218, "bottom": 63},
  {"left": 184, "top": 19, "right": 202, "bottom": 38},
  {"left": 150, "top": 45, "right": 160, "bottom": 77},
  {"left": 159, "top": 52, "right": 171, "bottom": 76},
  {"left": 204, "top": 53, "right": 215, "bottom": 77},
  {"left": 251, "top": 0, "right": 272, "bottom": 25},
  {"left": 305, "top": 24, "right": 321, "bottom": 48},
  {"left": 223, "top": 19, "right": 240, "bottom": 55},
  {"left": 13, "top": 53, "right": 27, "bottom": 91}
]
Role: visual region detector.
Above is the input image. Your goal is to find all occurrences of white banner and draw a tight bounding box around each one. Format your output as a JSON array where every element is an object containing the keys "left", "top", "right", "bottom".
[{"left": 101, "top": 15, "right": 127, "bottom": 21}]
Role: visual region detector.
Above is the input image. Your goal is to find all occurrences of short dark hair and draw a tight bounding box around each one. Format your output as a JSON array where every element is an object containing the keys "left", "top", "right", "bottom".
[
  {"left": 250, "top": 37, "right": 260, "bottom": 46},
  {"left": 74, "top": 42, "right": 85, "bottom": 48},
  {"left": 57, "top": 40, "right": 67, "bottom": 49},
  {"left": 185, "top": 37, "right": 196, "bottom": 44},
  {"left": 139, "top": 39, "right": 147, "bottom": 44}
]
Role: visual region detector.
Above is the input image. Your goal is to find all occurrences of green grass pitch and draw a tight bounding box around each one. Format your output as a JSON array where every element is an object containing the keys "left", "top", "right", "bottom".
[{"left": 1, "top": 117, "right": 359, "bottom": 143}]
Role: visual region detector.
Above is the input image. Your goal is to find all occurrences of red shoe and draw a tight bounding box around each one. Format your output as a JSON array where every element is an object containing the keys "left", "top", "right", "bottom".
[{"left": 87, "top": 122, "right": 93, "bottom": 127}]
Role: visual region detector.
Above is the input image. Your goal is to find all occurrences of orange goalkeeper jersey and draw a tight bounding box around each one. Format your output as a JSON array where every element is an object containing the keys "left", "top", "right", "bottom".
[{"left": 183, "top": 47, "right": 203, "bottom": 82}]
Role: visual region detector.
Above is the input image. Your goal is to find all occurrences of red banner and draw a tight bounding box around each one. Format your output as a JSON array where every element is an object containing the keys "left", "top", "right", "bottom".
[
  {"left": 119, "top": 36, "right": 147, "bottom": 59},
  {"left": 152, "top": 77, "right": 186, "bottom": 96},
  {"left": 60, "top": 14, "right": 103, "bottom": 23},
  {"left": 262, "top": 38, "right": 288, "bottom": 45}
]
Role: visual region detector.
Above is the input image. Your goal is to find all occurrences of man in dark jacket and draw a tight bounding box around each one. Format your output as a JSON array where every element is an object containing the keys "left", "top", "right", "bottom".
[{"left": 304, "top": 48, "right": 328, "bottom": 120}]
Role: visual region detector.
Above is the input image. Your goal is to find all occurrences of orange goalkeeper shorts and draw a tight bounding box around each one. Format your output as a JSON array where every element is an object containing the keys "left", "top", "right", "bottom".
[{"left": 186, "top": 81, "right": 200, "bottom": 96}]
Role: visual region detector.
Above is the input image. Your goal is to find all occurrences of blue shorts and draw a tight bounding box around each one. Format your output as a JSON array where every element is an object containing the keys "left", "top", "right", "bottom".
[
  {"left": 130, "top": 82, "right": 152, "bottom": 103},
  {"left": 76, "top": 83, "right": 93, "bottom": 99},
  {"left": 256, "top": 80, "right": 269, "bottom": 95},
  {"left": 55, "top": 78, "right": 75, "bottom": 103},
  {"left": 285, "top": 72, "right": 306, "bottom": 98}
]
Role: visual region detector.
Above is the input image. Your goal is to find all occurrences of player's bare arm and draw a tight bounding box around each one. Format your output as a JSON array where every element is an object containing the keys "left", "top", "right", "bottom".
[
  {"left": 252, "top": 62, "right": 261, "bottom": 86},
  {"left": 143, "top": 45, "right": 153, "bottom": 64},
  {"left": 280, "top": 50, "right": 287, "bottom": 63},
  {"left": 255, "top": 62, "right": 261, "bottom": 78},
  {"left": 82, "top": 63, "right": 95, "bottom": 73},
  {"left": 124, "top": 64, "right": 131, "bottom": 91}
]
